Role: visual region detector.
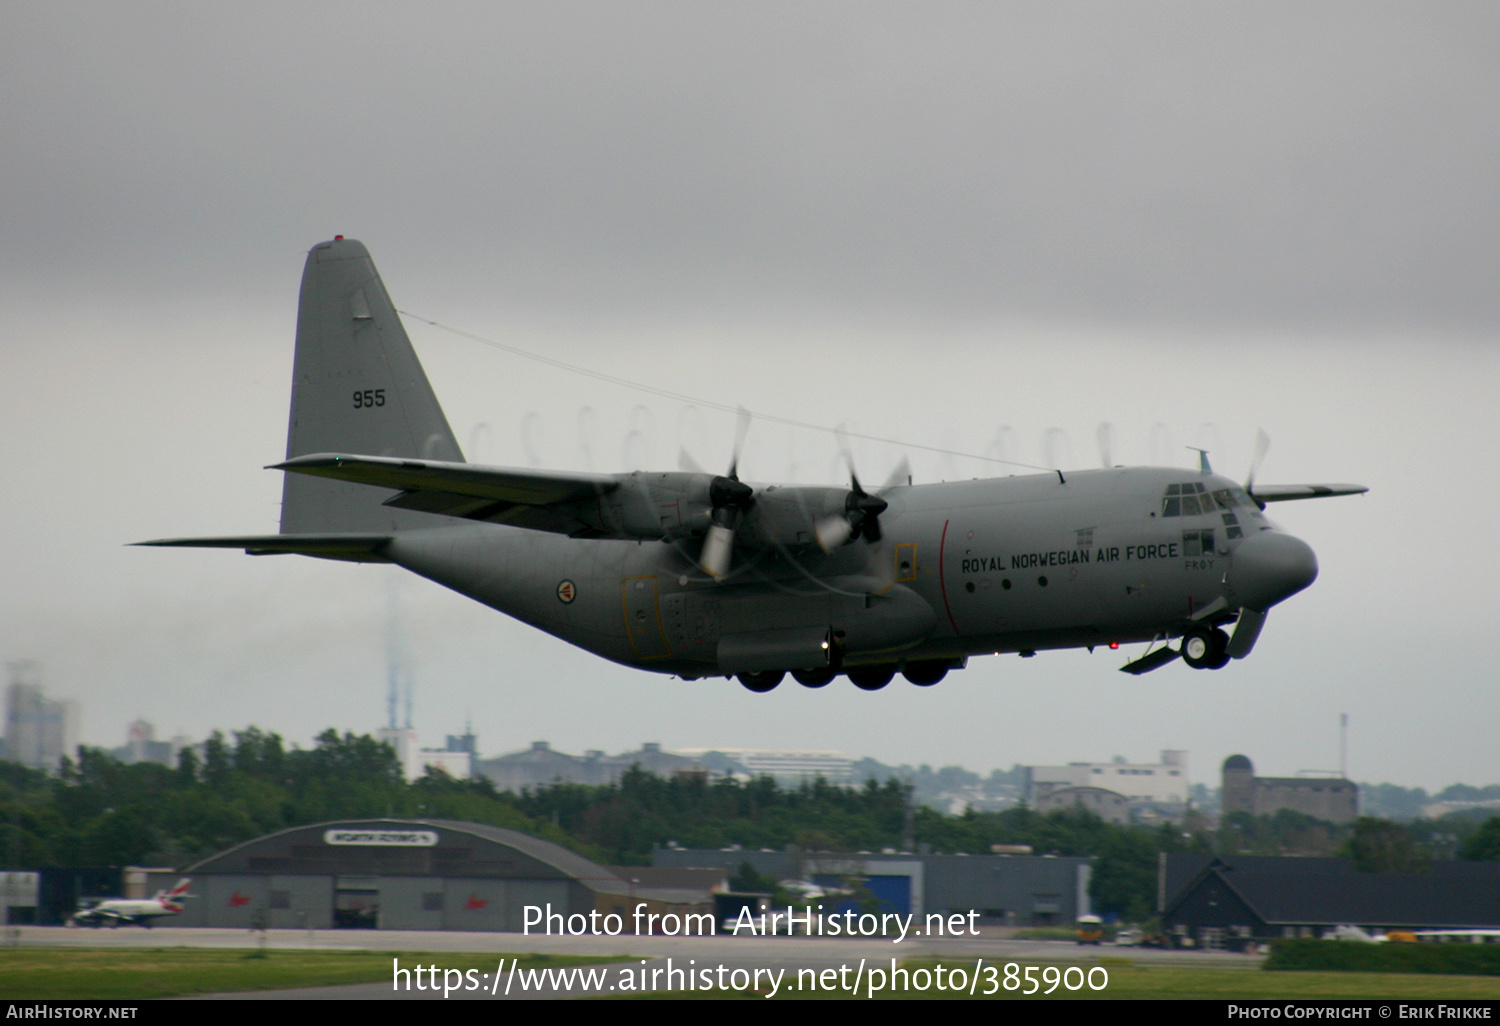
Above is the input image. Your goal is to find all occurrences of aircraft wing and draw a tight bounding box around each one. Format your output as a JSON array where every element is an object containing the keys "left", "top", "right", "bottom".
[
  {"left": 1251, "top": 483, "right": 1368, "bottom": 503},
  {"left": 272, "top": 453, "right": 621, "bottom": 534}
]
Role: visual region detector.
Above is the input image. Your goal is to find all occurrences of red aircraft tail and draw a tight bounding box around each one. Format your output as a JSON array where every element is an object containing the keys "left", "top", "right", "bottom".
[{"left": 156, "top": 877, "right": 192, "bottom": 913}]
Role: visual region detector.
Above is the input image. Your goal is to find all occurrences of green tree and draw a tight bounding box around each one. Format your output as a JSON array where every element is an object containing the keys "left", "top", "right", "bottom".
[
  {"left": 1459, "top": 817, "right": 1500, "bottom": 861},
  {"left": 1339, "top": 816, "right": 1429, "bottom": 873}
]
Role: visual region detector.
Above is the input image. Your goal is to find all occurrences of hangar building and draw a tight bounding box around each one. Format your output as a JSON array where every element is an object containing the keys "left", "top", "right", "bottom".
[
  {"left": 653, "top": 847, "right": 1093, "bottom": 924},
  {"left": 166, "top": 819, "right": 677, "bottom": 931}
]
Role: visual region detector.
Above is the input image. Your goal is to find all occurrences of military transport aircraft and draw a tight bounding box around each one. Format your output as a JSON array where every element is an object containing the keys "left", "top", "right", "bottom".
[
  {"left": 141, "top": 238, "right": 1366, "bottom": 691},
  {"left": 72, "top": 878, "right": 192, "bottom": 928}
]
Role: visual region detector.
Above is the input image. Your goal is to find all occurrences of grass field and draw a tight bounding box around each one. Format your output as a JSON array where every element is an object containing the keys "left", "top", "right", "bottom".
[
  {"left": 628, "top": 959, "right": 1500, "bottom": 1000},
  {"left": 879, "top": 960, "right": 1500, "bottom": 1000},
  {"left": 0, "top": 948, "right": 632, "bottom": 1000},
  {"left": 9, "top": 949, "right": 1500, "bottom": 1001}
]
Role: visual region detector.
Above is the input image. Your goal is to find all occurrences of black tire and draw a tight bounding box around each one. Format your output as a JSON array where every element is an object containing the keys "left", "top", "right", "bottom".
[
  {"left": 902, "top": 661, "right": 949, "bottom": 687},
  {"left": 738, "top": 670, "right": 784, "bottom": 693},
  {"left": 847, "top": 665, "right": 895, "bottom": 691},
  {"left": 1181, "top": 629, "right": 1214, "bottom": 669},
  {"left": 1204, "top": 627, "right": 1231, "bottom": 669},
  {"left": 792, "top": 668, "right": 835, "bottom": 688}
]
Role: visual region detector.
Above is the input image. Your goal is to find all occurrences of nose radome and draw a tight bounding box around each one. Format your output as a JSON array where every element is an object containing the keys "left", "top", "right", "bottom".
[{"left": 1230, "top": 531, "right": 1319, "bottom": 611}]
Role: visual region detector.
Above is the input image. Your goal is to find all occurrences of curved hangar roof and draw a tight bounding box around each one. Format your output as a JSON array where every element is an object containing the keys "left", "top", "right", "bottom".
[{"left": 187, "top": 818, "right": 624, "bottom": 890}]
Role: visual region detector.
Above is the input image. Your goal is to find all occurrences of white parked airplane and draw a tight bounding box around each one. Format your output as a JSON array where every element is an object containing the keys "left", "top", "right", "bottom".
[{"left": 72, "top": 878, "right": 192, "bottom": 928}]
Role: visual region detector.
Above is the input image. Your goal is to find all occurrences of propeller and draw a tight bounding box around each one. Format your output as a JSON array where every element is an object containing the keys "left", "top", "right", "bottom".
[
  {"left": 1096, "top": 422, "right": 1115, "bottom": 469},
  {"left": 698, "top": 408, "right": 755, "bottom": 579},
  {"left": 1244, "top": 428, "right": 1271, "bottom": 508},
  {"left": 815, "top": 432, "right": 908, "bottom": 552}
]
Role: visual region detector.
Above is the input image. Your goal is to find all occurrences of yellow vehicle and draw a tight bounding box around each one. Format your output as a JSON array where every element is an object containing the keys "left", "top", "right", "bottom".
[{"left": 1076, "top": 914, "right": 1104, "bottom": 945}]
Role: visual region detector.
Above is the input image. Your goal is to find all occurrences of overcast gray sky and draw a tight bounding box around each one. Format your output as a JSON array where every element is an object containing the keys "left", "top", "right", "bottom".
[{"left": 4, "top": 2, "right": 1497, "bottom": 792}]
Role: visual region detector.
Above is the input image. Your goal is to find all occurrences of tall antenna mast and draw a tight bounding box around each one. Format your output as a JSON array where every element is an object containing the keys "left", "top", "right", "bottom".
[{"left": 1340, "top": 713, "right": 1348, "bottom": 779}]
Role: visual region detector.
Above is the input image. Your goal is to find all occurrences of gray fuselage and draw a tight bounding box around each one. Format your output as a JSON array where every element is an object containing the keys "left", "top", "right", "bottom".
[{"left": 385, "top": 465, "right": 1305, "bottom": 677}]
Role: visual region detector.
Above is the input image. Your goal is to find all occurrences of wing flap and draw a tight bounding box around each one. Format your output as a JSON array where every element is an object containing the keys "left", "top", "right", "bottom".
[{"left": 1253, "top": 483, "right": 1368, "bottom": 503}]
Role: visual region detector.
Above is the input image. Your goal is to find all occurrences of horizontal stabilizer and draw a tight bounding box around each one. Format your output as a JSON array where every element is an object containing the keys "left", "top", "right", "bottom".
[
  {"left": 1119, "top": 644, "right": 1181, "bottom": 675},
  {"left": 1252, "top": 483, "right": 1367, "bottom": 502},
  {"left": 134, "top": 533, "right": 393, "bottom": 562}
]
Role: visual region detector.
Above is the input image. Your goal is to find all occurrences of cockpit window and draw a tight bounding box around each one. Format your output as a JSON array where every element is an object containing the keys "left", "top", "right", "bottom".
[
  {"left": 1164, "top": 482, "right": 1253, "bottom": 518},
  {"left": 1163, "top": 481, "right": 1207, "bottom": 517}
]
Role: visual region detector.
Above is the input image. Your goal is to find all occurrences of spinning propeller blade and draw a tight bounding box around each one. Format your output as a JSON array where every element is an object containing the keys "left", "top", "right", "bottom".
[
  {"left": 1245, "top": 428, "right": 1271, "bottom": 508},
  {"left": 816, "top": 429, "right": 900, "bottom": 551},
  {"left": 1097, "top": 422, "right": 1114, "bottom": 468},
  {"left": 698, "top": 407, "right": 756, "bottom": 579}
]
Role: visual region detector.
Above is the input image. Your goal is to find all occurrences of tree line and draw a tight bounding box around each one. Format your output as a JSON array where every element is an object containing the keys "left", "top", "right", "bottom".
[{"left": 2, "top": 727, "right": 1496, "bottom": 923}]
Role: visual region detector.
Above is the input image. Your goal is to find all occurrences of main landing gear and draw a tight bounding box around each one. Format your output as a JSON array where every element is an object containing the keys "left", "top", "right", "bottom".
[
  {"left": 1181, "top": 627, "right": 1231, "bottom": 670},
  {"left": 737, "top": 661, "right": 955, "bottom": 692}
]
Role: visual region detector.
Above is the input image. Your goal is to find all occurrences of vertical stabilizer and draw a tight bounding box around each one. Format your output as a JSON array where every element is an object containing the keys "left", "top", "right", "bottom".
[{"left": 281, "top": 238, "right": 464, "bottom": 533}]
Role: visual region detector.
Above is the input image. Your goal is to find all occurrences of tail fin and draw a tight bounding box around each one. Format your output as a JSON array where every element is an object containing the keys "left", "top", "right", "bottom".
[
  {"left": 280, "top": 238, "right": 464, "bottom": 533},
  {"left": 157, "top": 877, "right": 192, "bottom": 911}
]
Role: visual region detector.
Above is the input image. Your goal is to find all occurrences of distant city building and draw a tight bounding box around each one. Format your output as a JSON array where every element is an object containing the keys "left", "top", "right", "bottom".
[
  {"left": 110, "top": 719, "right": 190, "bottom": 767},
  {"left": 376, "top": 726, "right": 420, "bottom": 781},
  {"left": 445, "top": 728, "right": 478, "bottom": 756},
  {"left": 1028, "top": 750, "right": 1189, "bottom": 809},
  {"left": 674, "top": 748, "right": 854, "bottom": 785},
  {"left": 1032, "top": 785, "right": 1133, "bottom": 825},
  {"left": 1420, "top": 798, "right": 1500, "bottom": 820},
  {"left": 417, "top": 748, "right": 472, "bottom": 780},
  {"left": 477, "top": 742, "right": 704, "bottom": 792},
  {"left": 375, "top": 726, "right": 478, "bottom": 782},
  {"left": 1220, "top": 754, "right": 1358, "bottom": 824},
  {"left": 3, "top": 663, "right": 79, "bottom": 773}
]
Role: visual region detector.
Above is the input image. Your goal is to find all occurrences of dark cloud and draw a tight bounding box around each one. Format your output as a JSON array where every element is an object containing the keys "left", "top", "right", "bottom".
[{"left": 2, "top": 2, "right": 1497, "bottom": 330}]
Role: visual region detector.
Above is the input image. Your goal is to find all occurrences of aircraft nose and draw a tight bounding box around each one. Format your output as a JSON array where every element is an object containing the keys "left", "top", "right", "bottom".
[{"left": 1230, "top": 530, "right": 1318, "bottom": 611}]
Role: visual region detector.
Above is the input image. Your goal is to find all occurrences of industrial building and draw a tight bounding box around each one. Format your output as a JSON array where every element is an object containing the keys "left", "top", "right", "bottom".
[
  {"left": 477, "top": 741, "right": 704, "bottom": 792},
  {"left": 1028, "top": 750, "right": 1190, "bottom": 806},
  {"left": 673, "top": 748, "right": 856, "bottom": 785},
  {"left": 163, "top": 819, "right": 705, "bottom": 931},
  {"left": 1031, "top": 785, "right": 1133, "bottom": 825},
  {"left": 1221, "top": 754, "right": 1359, "bottom": 824},
  {"left": 653, "top": 847, "right": 1092, "bottom": 924}
]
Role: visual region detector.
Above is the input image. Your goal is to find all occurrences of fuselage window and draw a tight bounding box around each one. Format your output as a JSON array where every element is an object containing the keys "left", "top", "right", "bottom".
[{"left": 1183, "top": 529, "right": 1217, "bottom": 556}]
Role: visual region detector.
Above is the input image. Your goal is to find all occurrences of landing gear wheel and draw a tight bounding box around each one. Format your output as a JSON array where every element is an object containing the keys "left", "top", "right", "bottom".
[
  {"left": 847, "top": 665, "right": 895, "bottom": 691},
  {"left": 902, "top": 661, "right": 949, "bottom": 687},
  {"left": 792, "top": 668, "right": 835, "bottom": 688},
  {"left": 1182, "top": 627, "right": 1231, "bottom": 670},
  {"left": 1204, "top": 627, "right": 1231, "bottom": 669},
  {"left": 738, "top": 670, "right": 784, "bottom": 693}
]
